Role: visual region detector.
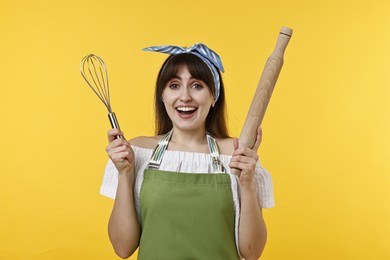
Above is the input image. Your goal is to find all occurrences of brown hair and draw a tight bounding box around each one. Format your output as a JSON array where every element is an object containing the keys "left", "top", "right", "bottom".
[{"left": 154, "top": 53, "right": 229, "bottom": 138}]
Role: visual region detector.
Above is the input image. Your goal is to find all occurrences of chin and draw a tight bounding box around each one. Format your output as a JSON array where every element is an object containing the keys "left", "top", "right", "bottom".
[{"left": 173, "top": 122, "right": 205, "bottom": 132}]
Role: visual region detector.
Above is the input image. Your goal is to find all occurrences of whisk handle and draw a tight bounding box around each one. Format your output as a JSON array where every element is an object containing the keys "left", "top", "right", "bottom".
[{"left": 108, "top": 112, "right": 122, "bottom": 139}]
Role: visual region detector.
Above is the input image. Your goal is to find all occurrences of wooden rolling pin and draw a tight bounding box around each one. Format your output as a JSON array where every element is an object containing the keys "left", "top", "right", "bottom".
[{"left": 233, "top": 26, "right": 292, "bottom": 176}]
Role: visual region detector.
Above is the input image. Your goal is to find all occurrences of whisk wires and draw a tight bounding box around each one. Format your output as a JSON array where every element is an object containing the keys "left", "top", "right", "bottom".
[{"left": 80, "top": 54, "right": 112, "bottom": 113}]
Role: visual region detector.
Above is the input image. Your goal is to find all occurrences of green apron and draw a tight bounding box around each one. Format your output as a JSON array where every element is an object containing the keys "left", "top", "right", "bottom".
[{"left": 137, "top": 130, "right": 240, "bottom": 260}]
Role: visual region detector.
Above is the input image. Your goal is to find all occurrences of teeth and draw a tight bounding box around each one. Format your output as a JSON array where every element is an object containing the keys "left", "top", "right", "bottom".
[{"left": 177, "top": 107, "right": 196, "bottom": 112}]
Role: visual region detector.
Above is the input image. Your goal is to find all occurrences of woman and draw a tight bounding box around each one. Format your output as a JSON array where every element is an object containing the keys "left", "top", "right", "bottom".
[{"left": 100, "top": 43, "right": 274, "bottom": 260}]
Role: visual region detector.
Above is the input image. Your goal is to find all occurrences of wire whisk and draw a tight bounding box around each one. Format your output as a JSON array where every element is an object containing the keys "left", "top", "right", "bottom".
[{"left": 80, "top": 54, "right": 122, "bottom": 138}]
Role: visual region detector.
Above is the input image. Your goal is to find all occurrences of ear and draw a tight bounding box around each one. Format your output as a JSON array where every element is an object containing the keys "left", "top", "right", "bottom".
[
  {"left": 211, "top": 100, "right": 216, "bottom": 107},
  {"left": 161, "top": 96, "right": 164, "bottom": 103}
]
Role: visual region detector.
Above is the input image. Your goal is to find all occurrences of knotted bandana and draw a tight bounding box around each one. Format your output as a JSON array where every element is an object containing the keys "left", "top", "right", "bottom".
[{"left": 143, "top": 43, "right": 224, "bottom": 101}]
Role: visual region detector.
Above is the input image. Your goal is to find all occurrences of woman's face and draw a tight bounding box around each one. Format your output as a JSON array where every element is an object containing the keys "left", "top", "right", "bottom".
[{"left": 162, "top": 65, "right": 215, "bottom": 133}]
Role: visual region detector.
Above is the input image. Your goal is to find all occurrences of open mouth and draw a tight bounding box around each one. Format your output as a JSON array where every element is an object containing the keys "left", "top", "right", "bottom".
[{"left": 176, "top": 107, "right": 197, "bottom": 115}]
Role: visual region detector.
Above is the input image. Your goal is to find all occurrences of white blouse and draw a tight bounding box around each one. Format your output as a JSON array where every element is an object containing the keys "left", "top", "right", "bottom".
[
  {"left": 100, "top": 145, "right": 274, "bottom": 257},
  {"left": 100, "top": 145, "right": 275, "bottom": 209}
]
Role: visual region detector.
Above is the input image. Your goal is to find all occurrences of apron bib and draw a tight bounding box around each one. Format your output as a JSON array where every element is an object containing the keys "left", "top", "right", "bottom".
[{"left": 138, "top": 130, "right": 240, "bottom": 260}]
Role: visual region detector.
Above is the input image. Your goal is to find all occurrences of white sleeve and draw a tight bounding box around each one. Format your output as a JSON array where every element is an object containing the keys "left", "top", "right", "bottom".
[
  {"left": 99, "top": 145, "right": 151, "bottom": 200},
  {"left": 99, "top": 159, "right": 118, "bottom": 199},
  {"left": 254, "top": 161, "right": 275, "bottom": 208}
]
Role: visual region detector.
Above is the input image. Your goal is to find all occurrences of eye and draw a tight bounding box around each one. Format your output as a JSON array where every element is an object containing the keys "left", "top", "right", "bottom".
[
  {"left": 169, "top": 83, "right": 180, "bottom": 89},
  {"left": 192, "top": 83, "right": 203, "bottom": 90}
]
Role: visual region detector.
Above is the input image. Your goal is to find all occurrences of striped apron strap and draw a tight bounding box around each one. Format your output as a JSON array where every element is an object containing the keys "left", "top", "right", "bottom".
[
  {"left": 147, "top": 129, "right": 226, "bottom": 173},
  {"left": 147, "top": 129, "right": 173, "bottom": 169},
  {"left": 206, "top": 133, "right": 226, "bottom": 173}
]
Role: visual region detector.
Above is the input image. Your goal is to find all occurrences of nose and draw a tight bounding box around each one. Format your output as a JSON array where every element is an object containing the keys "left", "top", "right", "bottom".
[{"left": 179, "top": 87, "right": 192, "bottom": 102}]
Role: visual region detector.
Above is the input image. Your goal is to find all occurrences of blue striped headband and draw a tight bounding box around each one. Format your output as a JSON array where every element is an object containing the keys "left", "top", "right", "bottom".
[{"left": 142, "top": 43, "right": 224, "bottom": 101}]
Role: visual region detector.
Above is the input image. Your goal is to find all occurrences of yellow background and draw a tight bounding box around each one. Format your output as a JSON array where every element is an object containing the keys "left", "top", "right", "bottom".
[{"left": 1, "top": 0, "right": 389, "bottom": 259}]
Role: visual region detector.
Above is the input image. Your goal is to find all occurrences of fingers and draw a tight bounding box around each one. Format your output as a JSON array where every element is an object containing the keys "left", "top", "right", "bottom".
[
  {"left": 106, "top": 137, "right": 130, "bottom": 150},
  {"left": 230, "top": 144, "right": 258, "bottom": 174},
  {"left": 229, "top": 156, "right": 257, "bottom": 178},
  {"left": 233, "top": 138, "right": 239, "bottom": 150},
  {"left": 106, "top": 137, "right": 134, "bottom": 170},
  {"left": 229, "top": 153, "right": 258, "bottom": 174},
  {"left": 109, "top": 143, "right": 131, "bottom": 154},
  {"left": 229, "top": 160, "right": 255, "bottom": 172},
  {"left": 230, "top": 130, "right": 262, "bottom": 184},
  {"left": 252, "top": 126, "right": 263, "bottom": 151},
  {"left": 230, "top": 153, "right": 258, "bottom": 164},
  {"left": 107, "top": 129, "right": 125, "bottom": 142},
  {"left": 232, "top": 146, "right": 259, "bottom": 159},
  {"left": 106, "top": 129, "right": 132, "bottom": 161},
  {"left": 110, "top": 151, "right": 130, "bottom": 163}
]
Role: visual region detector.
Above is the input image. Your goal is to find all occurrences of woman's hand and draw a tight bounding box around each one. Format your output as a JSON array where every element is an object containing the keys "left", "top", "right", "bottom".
[
  {"left": 229, "top": 127, "right": 262, "bottom": 187},
  {"left": 106, "top": 129, "right": 140, "bottom": 258},
  {"left": 233, "top": 127, "right": 267, "bottom": 259},
  {"left": 106, "top": 129, "right": 135, "bottom": 178}
]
